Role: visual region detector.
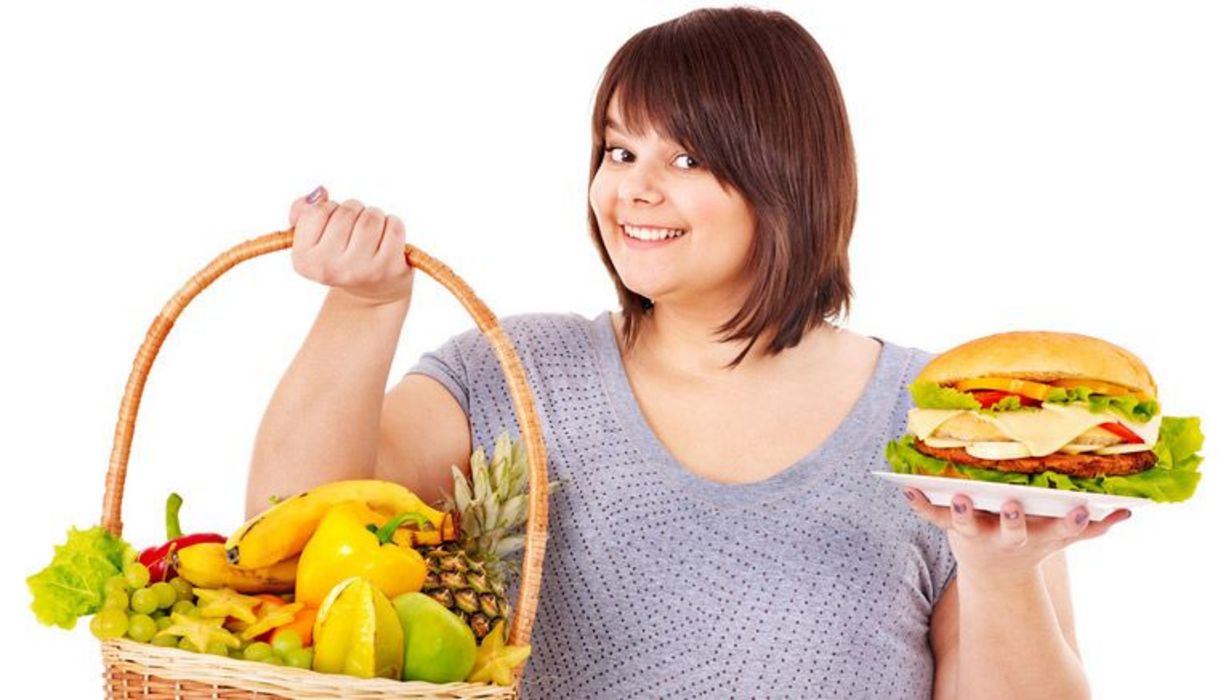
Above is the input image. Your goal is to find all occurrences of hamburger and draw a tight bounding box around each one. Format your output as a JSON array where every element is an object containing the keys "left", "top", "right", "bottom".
[{"left": 885, "top": 331, "right": 1203, "bottom": 502}]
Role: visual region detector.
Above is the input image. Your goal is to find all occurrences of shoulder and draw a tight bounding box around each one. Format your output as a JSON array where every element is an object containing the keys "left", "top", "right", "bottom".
[{"left": 442, "top": 311, "right": 600, "bottom": 369}]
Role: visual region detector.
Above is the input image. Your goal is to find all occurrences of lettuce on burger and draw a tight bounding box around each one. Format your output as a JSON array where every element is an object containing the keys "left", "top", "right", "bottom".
[{"left": 885, "top": 331, "right": 1204, "bottom": 502}]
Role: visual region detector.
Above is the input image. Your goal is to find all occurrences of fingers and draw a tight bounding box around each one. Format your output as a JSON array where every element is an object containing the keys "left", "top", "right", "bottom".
[
  {"left": 903, "top": 488, "right": 951, "bottom": 530},
  {"left": 291, "top": 188, "right": 340, "bottom": 255},
  {"left": 1070, "top": 508, "right": 1131, "bottom": 542},
  {"left": 378, "top": 214, "right": 409, "bottom": 268},
  {"left": 289, "top": 185, "right": 329, "bottom": 227},
  {"left": 317, "top": 199, "right": 367, "bottom": 260},
  {"left": 998, "top": 499, "right": 1027, "bottom": 548},
  {"left": 948, "top": 493, "right": 981, "bottom": 537},
  {"left": 340, "top": 205, "right": 387, "bottom": 262}
]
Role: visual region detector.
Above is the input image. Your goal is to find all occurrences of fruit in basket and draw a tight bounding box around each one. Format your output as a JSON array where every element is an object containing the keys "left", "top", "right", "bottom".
[
  {"left": 235, "top": 594, "right": 314, "bottom": 644},
  {"left": 418, "top": 431, "right": 556, "bottom": 642},
  {"left": 225, "top": 479, "right": 448, "bottom": 569},
  {"left": 466, "top": 620, "right": 532, "bottom": 686},
  {"left": 154, "top": 611, "right": 242, "bottom": 653},
  {"left": 295, "top": 501, "right": 429, "bottom": 607},
  {"left": 173, "top": 542, "right": 297, "bottom": 593},
  {"left": 312, "top": 577, "right": 404, "bottom": 679},
  {"left": 28, "top": 525, "right": 137, "bottom": 630},
  {"left": 193, "top": 587, "right": 262, "bottom": 623},
  {"left": 392, "top": 592, "right": 477, "bottom": 683},
  {"left": 137, "top": 493, "right": 226, "bottom": 582}
]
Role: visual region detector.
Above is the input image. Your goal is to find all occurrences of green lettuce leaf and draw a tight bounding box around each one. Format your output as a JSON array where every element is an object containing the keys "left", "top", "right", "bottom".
[
  {"left": 1045, "top": 386, "right": 1160, "bottom": 423},
  {"left": 27, "top": 526, "right": 136, "bottom": 629},
  {"left": 909, "top": 381, "right": 1160, "bottom": 422},
  {"left": 909, "top": 382, "right": 980, "bottom": 410},
  {"left": 884, "top": 415, "right": 1203, "bottom": 502}
]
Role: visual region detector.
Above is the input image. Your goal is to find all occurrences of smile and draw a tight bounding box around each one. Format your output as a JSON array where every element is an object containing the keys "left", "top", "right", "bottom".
[{"left": 620, "top": 223, "right": 688, "bottom": 242}]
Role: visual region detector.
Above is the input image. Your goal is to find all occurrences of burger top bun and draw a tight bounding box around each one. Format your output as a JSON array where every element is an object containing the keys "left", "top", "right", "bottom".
[{"left": 916, "top": 331, "right": 1158, "bottom": 398}]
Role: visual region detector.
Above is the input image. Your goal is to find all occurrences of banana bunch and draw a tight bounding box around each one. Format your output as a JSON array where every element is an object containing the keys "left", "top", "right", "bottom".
[
  {"left": 226, "top": 480, "right": 449, "bottom": 569},
  {"left": 173, "top": 480, "right": 445, "bottom": 594},
  {"left": 173, "top": 543, "right": 297, "bottom": 593}
]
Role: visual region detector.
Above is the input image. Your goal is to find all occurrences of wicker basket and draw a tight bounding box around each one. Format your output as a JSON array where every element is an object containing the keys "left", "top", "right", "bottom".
[{"left": 97, "top": 230, "right": 550, "bottom": 699}]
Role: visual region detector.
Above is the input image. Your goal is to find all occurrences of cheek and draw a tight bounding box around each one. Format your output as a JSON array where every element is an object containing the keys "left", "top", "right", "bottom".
[{"left": 588, "top": 170, "right": 616, "bottom": 218}]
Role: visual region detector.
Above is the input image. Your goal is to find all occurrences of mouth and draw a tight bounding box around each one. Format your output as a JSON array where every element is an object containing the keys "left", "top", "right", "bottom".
[{"left": 619, "top": 223, "right": 688, "bottom": 247}]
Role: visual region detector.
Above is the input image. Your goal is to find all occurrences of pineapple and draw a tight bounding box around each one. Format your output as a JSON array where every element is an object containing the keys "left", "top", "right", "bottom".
[{"left": 414, "top": 430, "right": 554, "bottom": 643}]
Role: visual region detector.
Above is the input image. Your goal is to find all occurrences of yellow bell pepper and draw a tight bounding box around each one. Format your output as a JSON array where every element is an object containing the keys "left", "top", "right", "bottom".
[{"left": 295, "top": 502, "right": 428, "bottom": 607}]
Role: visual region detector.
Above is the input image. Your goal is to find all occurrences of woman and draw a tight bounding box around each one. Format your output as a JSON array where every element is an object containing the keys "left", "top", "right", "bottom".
[{"left": 247, "top": 8, "right": 1128, "bottom": 697}]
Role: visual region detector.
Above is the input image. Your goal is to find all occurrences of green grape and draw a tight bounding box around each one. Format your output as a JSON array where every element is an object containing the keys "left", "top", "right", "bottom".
[
  {"left": 102, "top": 591, "right": 129, "bottom": 611},
  {"left": 171, "top": 600, "right": 197, "bottom": 617},
  {"left": 265, "top": 655, "right": 284, "bottom": 666},
  {"left": 178, "top": 636, "right": 197, "bottom": 652},
  {"left": 130, "top": 588, "right": 159, "bottom": 615},
  {"left": 155, "top": 615, "right": 173, "bottom": 631},
  {"left": 169, "top": 576, "right": 194, "bottom": 602},
  {"left": 229, "top": 649, "right": 246, "bottom": 660},
  {"left": 206, "top": 641, "right": 230, "bottom": 657},
  {"left": 242, "top": 642, "right": 273, "bottom": 662},
  {"left": 127, "top": 614, "right": 157, "bottom": 643},
  {"left": 90, "top": 609, "right": 128, "bottom": 640},
  {"left": 123, "top": 562, "right": 151, "bottom": 589},
  {"left": 270, "top": 629, "right": 302, "bottom": 657},
  {"left": 283, "top": 647, "right": 313, "bottom": 669},
  {"left": 150, "top": 582, "right": 178, "bottom": 609},
  {"left": 151, "top": 633, "right": 179, "bottom": 648},
  {"left": 103, "top": 576, "right": 128, "bottom": 598}
]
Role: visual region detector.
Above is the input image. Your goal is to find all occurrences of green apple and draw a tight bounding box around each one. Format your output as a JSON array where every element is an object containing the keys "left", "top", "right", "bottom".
[{"left": 392, "top": 592, "right": 477, "bottom": 682}]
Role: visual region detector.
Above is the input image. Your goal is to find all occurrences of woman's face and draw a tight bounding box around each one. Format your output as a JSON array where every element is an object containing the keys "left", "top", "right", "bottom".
[{"left": 589, "top": 94, "right": 756, "bottom": 312}]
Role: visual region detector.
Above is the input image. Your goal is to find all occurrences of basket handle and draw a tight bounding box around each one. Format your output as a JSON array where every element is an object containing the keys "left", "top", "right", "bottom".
[{"left": 98, "top": 229, "right": 549, "bottom": 647}]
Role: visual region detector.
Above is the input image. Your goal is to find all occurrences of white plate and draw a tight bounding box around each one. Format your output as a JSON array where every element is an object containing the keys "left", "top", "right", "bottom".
[{"left": 871, "top": 471, "right": 1152, "bottom": 521}]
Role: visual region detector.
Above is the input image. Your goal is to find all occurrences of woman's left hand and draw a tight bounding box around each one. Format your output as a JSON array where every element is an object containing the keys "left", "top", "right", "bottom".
[{"left": 904, "top": 488, "right": 1132, "bottom": 582}]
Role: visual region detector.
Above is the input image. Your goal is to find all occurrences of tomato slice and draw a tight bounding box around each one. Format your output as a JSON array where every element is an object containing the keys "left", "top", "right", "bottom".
[
  {"left": 970, "top": 390, "right": 1041, "bottom": 409},
  {"left": 1099, "top": 422, "right": 1145, "bottom": 444}
]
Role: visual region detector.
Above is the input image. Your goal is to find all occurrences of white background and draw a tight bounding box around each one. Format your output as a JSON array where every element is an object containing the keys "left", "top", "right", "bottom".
[{"left": 3, "top": 1, "right": 1222, "bottom": 697}]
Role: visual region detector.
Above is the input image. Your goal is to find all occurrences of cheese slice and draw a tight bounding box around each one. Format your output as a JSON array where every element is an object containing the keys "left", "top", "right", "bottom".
[{"left": 907, "top": 404, "right": 1160, "bottom": 457}]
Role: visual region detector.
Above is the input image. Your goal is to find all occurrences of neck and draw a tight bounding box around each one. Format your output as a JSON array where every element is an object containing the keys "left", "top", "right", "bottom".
[{"left": 625, "top": 299, "right": 836, "bottom": 381}]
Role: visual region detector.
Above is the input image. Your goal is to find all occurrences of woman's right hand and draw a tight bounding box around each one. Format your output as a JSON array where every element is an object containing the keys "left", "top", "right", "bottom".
[{"left": 287, "top": 185, "right": 415, "bottom": 307}]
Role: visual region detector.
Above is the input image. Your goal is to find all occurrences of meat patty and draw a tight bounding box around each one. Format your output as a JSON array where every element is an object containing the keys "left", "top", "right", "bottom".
[{"left": 914, "top": 440, "right": 1156, "bottom": 478}]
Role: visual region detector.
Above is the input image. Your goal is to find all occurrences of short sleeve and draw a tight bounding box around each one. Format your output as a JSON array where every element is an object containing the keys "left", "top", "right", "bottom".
[{"left": 405, "top": 327, "right": 483, "bottom": 417}]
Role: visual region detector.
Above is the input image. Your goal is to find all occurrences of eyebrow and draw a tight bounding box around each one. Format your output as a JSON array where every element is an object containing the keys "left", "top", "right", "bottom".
[{"left": 605, "top": 119, "right": 626, "bottom": 134}]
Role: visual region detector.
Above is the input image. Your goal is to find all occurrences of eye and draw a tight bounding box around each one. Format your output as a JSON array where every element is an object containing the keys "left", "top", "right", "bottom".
[
  {"left": 672, "top": 153, "right": 701, "bottom": 170},
  {"left": 604, "top": 146, "right": 633, "bottom": 163}
]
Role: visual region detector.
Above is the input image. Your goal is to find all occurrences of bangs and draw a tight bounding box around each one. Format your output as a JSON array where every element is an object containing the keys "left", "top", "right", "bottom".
[{"left": 591, "top": 22, "right": 751, "bottom": 191}]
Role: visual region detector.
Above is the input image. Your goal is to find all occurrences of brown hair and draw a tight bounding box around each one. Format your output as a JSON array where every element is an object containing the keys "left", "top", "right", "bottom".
[{"left": 587, "top": 7, "right": 857, "bottom": 369}]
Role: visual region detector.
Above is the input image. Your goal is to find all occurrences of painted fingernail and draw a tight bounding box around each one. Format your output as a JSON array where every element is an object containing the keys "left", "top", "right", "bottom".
[
  {"left": 1004, "top": 509, "right": 1019, "bottom": 520},
  {"left": 904, "top": 489, "right": 915, "bottom": 501},
  {"left": 305, "top": 185, "right": 324, "bottom": 204},
  {"left": 1075, "top": 510, "right": 1089, "bottom": 525},
  {"left": 952, "top": 501, "right": 966, "bottom": 514},
  {"left": 1120, "top": 510, "right": 1132, "bottom": 520}
]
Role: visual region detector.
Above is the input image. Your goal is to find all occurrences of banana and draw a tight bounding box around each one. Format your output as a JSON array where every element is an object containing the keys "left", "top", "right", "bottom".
[
  {"left": 173, "top": 542, "right": 297, "bottom": 593},
  {"left": 226, "top": 479, "right": 447, "bottom": 569}
]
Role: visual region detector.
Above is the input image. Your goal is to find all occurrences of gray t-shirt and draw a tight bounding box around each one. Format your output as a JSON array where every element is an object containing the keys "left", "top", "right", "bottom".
[{"left": 407, "top": 310, "right": 956, "bottom": 699}]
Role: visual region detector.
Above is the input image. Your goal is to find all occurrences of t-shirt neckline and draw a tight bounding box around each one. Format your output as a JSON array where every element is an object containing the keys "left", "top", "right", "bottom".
[{"left": 590, "top": 310, "right": 909, "bottom": 504}]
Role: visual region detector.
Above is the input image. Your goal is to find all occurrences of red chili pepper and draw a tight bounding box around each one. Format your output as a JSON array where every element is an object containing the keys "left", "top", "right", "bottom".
[{"left": 137, "top": 493, "right": 225, "bottom": 582}]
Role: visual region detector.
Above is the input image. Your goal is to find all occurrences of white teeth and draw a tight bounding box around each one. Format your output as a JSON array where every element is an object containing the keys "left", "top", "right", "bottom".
[{"left": 622, "top": 224, "right": 687, "bottom": 241}]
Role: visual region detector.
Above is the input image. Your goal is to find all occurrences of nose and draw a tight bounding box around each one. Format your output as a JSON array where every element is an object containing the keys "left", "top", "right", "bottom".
[{"left": 617, "top": 164, "right": 664, "bottom": 205}]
